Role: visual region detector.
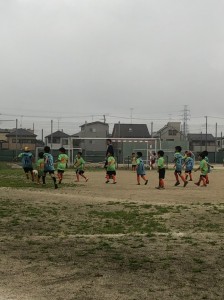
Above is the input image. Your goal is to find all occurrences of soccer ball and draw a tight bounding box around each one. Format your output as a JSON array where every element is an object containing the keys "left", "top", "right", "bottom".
[{"left": 33, "top": 170, "right": 38, "bottom": 176}]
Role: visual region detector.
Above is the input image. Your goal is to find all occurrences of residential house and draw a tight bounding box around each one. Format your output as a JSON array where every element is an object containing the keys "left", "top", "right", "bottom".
[
  {"left": 6, "top": 128, "right": 37, "bottom": 151},
  {"left": 188, "top": 133, "right": 216, "bottom": 153},
  {"left": 111, "top": 123, "right": 151, "bottom": 163},
  {"left": 72, "top": 121, "right": 109, "bottom": 153},
  {"left": 0, "top": 129, "right": 11, "bottom": 149},
  {"left": 45, "top": 130, "right": 70, "bottom": 150},
  {"left": 154, "top": 122, "right": 189, "bottom": 162},
  {"left": 154, "top": 122, "right": 183, "bottom": 141}
]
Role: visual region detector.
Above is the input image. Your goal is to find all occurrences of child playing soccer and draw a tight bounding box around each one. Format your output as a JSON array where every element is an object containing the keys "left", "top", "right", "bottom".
[
  {"left": 136, "top": 152, "right": 148, "bottom": 185},
  {"left": 131, "top": 152, "right": 137, "bottom": 171},
  {"left": 173, "top": 146, "right": 188, "bottom": 187},
  {"left": 183, "top": 151, "right": 194, "bottom": 181},
  {"left": 194, "top": 153, "right": 208, "bottom": 187},
  {"left": 74, "top": 152, "right": 88, "bottom": 182},
  {"left": 156, "top": 150, "right": 165, "bottom": 189},
  {"left": 36, "top": 152, "right": 45, "bottom": 184},
  {"left": 18, "top": 146, "right": 34, "bottom": 181},
  {"left": 105, "top": 151, "right": 116, "bottom": 184},
  {"left": 202, "top": 151, "right": 214, "bottom": 184},
  {"left": 43, "top": 146, "right": 58, "bottom": 189},
  {"left": 56, "top": 147, "right": 69, "bottom": 184}
]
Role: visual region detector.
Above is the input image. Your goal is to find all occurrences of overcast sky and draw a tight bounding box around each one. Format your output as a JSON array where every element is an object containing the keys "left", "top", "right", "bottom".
[{"left": 1, "top": 0, "right": 224, "bottom": 136}]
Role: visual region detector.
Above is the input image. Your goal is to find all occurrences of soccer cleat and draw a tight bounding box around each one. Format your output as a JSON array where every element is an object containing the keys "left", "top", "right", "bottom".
[
  {"left": 194, "top": 182, "right": 200, "bottom": 186},
  {"left": 145, "top": 180, "right": 148, "bottom": 185},
  {"left": 184, "top": 181, "right": 188, "bottom": 187},
  {"left": 174, "top": 181, "right": 180, "bottom": 186},
  {"left": 189, "top": 179, "right": 193, "bottom": 181},
  {"left": 113, "top": 182, "right": 117, "bottom": 184},
  {"left": 55, "top": 184, "right": 58, "bottom": 189},
  {"left": 105, "top": 180, "right": 109, "bottom": 183}
]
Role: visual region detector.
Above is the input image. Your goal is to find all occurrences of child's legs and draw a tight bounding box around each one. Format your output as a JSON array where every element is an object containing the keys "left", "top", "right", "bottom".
[
  {"left": 159, "top": 169, "right": 165, "bottom": 187},
  {"left": 200, "top": 175, "right": 207, "bottom": 186},
  {"left": 23, "top": 168, "right": 29, "bottom": 179},
  {"left": 137, "top": 174, "right": 140, "bottom": 184},
  {"left": 178, "top": 172, "right": 186, "bottom": 182},
  {"left": 141, "top": 175, "right": 147, "bottom": 182},
  {"left": 174, "top": 171, "right": 179, "bottom": 182},
  {"left": 111, "top": 171, "right": 116, "bottom": 182},
  {"left": 49, "top": 171, "right": 57, "bottom": 183},
  {"left": 80, "top": 172, "right": 87, "bottom": 180}
]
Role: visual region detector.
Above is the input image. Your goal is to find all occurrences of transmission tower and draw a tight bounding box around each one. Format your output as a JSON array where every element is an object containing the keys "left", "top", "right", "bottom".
[{"left": 181, "top": 105, "right": 190, "bottom": 138}]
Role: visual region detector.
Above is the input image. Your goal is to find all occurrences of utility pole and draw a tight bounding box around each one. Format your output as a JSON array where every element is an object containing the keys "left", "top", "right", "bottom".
[
  {"left": 51, "top": 120, "right": 53, "bottom": 149},
  {"left": 15, "top": 119, "right": 18, "bottom": 157},
  {"left": 181, "top": 105, "right": 190, "bottom": 140},
  {"left": 151, "top": 122, "right": 153, "bottom": 137},
  {"left": 205, "top": 116, "right": 208, "bottom": 150},
  {"left": 215, "top": 122, "right": 217, "bottom": 163}
]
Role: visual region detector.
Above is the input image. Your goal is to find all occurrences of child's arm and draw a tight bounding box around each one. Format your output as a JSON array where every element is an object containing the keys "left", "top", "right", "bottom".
[{"left": 194, "top": 166, "right": 200, "bottom": 172}]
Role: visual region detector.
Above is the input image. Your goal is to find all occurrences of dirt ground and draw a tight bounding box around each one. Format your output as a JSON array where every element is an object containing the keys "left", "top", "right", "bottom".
[{"left": 0, "top": 167, "right": 224, "bottom": 300}]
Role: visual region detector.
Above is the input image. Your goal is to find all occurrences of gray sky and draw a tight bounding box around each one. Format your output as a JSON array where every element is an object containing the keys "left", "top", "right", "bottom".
[{"left": 1, "top": 0, "right": 224, "bottom": 137}]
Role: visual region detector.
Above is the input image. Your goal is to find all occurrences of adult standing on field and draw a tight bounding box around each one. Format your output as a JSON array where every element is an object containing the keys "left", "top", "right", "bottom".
[{"left": 104, "top": 139, "right": 114, "bottom": 168}]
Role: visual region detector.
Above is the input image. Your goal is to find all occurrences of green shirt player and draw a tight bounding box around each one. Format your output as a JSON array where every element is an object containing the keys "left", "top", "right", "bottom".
[
  {"left": 156, "top": 150, "right": 165, "bottom": 189},
  {"left": 105, "top": 152, "right": 117, "bottom": 184},
  {"left": 56, "top": 147, "right": 69, "bottom": 184},
  {"left": 74, "top": 152, "right": 88, "bottom": 182},
  {"left": 36, "top": 152, "right": 45, "bottom": 184},
  {"left": 194, "top": 152, "right": 208, "bottom": 187}
]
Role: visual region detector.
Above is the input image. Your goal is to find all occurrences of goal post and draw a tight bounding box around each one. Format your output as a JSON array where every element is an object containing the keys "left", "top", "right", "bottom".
[{"left": 69, "top": 137, "right": 161, "bottom": 166}]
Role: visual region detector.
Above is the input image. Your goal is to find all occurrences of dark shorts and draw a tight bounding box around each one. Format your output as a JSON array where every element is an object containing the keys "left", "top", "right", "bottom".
[
  {"left": 107, "top": 171, "right": 116, "bottom": 176},
  {"left": 57, "top": 170, "right": 65, "bottom": 174},
  {"left": 200, "top": 174, "right": 206, "bottom": 178},
  {"left": 76, "top": 170, "right": 84, "bottom": 175},
  {"left": 185, "top": 170, "right": 192, "bottom": 174},
  {"left": 159, "top": 168, "right": 165, "bottom": 179},
  {"left": 175, "top": 170, "right": 182, "bottom": 175},
  {"left": 23, "top": 167, "right": 33, "bottom": 173},
  {"left": 44, "top": 170, "right": 55, "bottom": 175}
]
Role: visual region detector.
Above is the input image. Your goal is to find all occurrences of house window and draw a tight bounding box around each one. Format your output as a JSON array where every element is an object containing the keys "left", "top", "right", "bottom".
[
  {"left": 62, "top": 139, "right": 68, "bottom": 145},
  {"left": 168, "top": 130, "right": 177, "bottom": 136},
  {"left": 128, "top": 128, "right": 133, "bottom": 132},
  {"left": 48, "top": 137, "right": 60, "bottom": 144},
  {"left": 89, "top": 128, "right": 96, "bottom": 133}
]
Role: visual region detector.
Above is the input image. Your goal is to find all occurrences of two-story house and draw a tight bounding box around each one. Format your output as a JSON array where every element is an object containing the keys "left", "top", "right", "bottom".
[
  {"left": 111, "top": 123, "right": 151, "bottom": 163},
  {"left": 45, "top": 130, "right": 71, "bottom": 150},
  {"left": 6, "top": 128, "right": 37, "bottom": 151},
  {"left": 72, "top": 121, "right": 109, "bottom": 153}
]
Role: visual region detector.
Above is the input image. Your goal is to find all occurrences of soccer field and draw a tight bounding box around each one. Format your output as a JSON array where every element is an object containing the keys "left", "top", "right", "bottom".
[{"left": 0, "top": 165, "right": 224, "bottom": 300}]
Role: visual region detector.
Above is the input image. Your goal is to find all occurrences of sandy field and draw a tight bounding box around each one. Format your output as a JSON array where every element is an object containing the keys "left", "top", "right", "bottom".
[{"left": 0, "top": 167, "right": 224, "bottom": 300}]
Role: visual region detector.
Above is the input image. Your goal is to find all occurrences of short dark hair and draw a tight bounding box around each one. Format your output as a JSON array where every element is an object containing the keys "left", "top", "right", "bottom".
[
  {"left": 199, "top": 152, "right": 205, "bottom": 159},
  {"left": 44, "top": 146, "right": 50, "bottom": 153},
  {"left": 175, "top": 146, "right": 182, "bottom": 152},
  {"left": 202, "top": 150, "right": 208, "bottom": 156},
  {"left": 157, "top": 150, "right": 164, "bottom": 157},
  {"left": 77, "top": 151, "right": 82, "bottom": 156},
  {"left": 137, "top": 151, "right": 142, "bottom": 157},
  {"left": 38, "top": 152, "right": 44, "bottom": 159},
  {"left": 59, "top": 147, "right": 66, "bottom": 153},
  {"left": 107, "top": 139, "right": 112, "bottom": 143}
]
